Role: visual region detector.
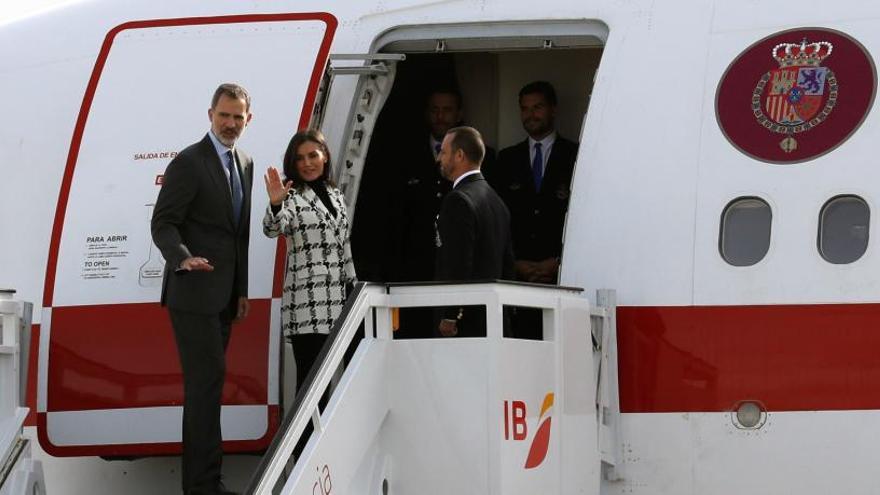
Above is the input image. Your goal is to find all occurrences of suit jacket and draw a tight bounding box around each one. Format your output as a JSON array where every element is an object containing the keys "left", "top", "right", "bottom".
[
  {"left": 151, "top": 133, "right": 253, "bottom": 314},
  {"left": 435, "top": 172, "right": 515, "bottom": 281},
  {"left": 435, "top": 172, "right": 514, "bottom": 336},
  {"left": 390, "top": 136, "right": 499, "bottom": 282},
  {"left": 485, "top": 135, "right": 578, "bottom": 262},
  {"left": 262, "top": 184, "right": 356, "bottom": 336}
]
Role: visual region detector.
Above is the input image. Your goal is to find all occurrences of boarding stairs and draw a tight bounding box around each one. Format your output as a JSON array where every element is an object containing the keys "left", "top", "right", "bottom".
[
  {"left": 246, "top": 281, "right": 621, "bottom": 494},
  {"left": 0, "top": 290, "right": 44, "bottom": 495}
]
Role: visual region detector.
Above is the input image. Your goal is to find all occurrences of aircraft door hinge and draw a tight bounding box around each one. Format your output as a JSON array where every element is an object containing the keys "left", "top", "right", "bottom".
[
  {"left": 310, "top": 53, "right": 404, "bottom": 134},
  {"left": 326, "top": 53, "right": 406, "bottom": 76}
]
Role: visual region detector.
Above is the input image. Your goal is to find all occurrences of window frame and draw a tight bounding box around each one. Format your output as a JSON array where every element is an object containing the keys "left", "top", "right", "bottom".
[
  {"left": 817, "top": 194, "right": 871, "bottom": 265},
  {"left": 718, "top": 196, "right": 773, "bottom": 267}
]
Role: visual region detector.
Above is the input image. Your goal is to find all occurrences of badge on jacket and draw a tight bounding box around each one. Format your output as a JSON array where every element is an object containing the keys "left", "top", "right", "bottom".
[
  {"left": 556, "top": 187, "right": 570, "bottom": 200},
  {"left": 434, "top": 215, "right": 442, "bottom": 247}
]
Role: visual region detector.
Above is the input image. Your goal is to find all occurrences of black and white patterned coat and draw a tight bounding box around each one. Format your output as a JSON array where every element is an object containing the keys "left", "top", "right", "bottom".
[{"left": 262, "top": 184, "right": 356, "bottom": 336}]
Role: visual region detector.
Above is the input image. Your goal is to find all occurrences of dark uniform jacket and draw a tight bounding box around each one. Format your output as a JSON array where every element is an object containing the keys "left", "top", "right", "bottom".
[
  {"left": 390, "top": 137, "right": 496, "bottom": 283},
  {"left": 390, "top": 139, "right": 452, "bottom": 282},
  {"left": 486, "top": 135, "right": 578, "bottom": 262}
]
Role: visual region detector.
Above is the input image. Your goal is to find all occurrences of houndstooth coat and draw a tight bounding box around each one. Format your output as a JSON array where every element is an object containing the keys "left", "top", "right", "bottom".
[{"left": 262, "top": 184, "right": 356, "bottom": 336}]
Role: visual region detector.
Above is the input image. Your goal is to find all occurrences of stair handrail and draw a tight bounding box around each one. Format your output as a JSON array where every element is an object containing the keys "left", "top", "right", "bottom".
[
  {"left": 247, "top": 281, "right": 381, "bottom": 494},
  {"left": 246, "top": 280, "right": 589, "bottom": 494}
]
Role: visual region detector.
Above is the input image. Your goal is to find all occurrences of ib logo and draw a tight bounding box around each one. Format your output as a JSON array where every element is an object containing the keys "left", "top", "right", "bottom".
[{"left": 502, "top": 392, "right": 554, "bottom": 469}]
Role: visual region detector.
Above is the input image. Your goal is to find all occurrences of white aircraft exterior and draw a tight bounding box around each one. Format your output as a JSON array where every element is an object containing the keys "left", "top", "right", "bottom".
[{"left": 2, "top": 0, "right": 879, "bottom": 493}]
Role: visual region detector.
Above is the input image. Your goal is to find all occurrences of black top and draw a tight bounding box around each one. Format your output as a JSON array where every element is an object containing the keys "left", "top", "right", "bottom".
[{"left": 309, "top": 180, "right": 338, "bottom": 218}]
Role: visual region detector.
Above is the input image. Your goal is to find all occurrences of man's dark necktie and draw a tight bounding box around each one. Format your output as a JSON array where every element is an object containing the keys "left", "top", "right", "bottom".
[
  {"left": 532, "top": 142, "right": 543, "bottom": 191},
  {"left": 226, "top": 150, "right": 243, "bottom": 225}
]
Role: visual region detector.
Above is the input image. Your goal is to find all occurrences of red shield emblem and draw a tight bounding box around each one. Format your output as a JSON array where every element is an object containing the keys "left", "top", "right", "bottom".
[
  {"left": 763, "top": 66, "right": 828, "bottom": 124},
  {"left": 717, "top": 28, "right": 875, "bottom": 164}
]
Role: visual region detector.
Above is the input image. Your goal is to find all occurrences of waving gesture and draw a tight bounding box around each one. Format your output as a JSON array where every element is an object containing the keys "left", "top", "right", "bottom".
[{"left": 264, "top": 166, "right": 293, "bottom": 206}]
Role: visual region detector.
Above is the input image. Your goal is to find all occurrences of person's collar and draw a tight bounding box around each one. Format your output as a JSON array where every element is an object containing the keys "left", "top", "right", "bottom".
[
  {"left": 453, "top": 168, "right": 481, "bottom": 189},
  {"left": 528, "top": 131, "right": 557, "bottom": 150},
  {"left": 208, "top": 130, "right": 234, "bottom": 158}
]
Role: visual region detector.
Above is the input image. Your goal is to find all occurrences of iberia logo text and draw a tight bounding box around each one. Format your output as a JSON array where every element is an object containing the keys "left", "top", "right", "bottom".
[{"left": 502, "top": 392, "right": 554, "bottom": 469}]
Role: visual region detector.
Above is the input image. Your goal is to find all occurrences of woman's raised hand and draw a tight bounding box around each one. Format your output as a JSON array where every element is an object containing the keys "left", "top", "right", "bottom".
[{"left": 264, "top": 166, "right": 293, "bottom": 206}]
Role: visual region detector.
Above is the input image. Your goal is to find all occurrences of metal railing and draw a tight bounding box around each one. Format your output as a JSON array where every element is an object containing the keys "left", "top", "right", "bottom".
[
  {"left": 0, "top": 288, "right": 41, "bottom": 494},
  {"left": 246, "top": 282, "right": 381, "bottom": 494},
  {"left": 246, "top": 280, "right": 613, "bottom": 494}
]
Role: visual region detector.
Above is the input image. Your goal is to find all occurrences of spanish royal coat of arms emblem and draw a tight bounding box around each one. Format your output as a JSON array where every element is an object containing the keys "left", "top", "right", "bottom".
[
  {"left": 716, "top": 28, "right": 876, "bottom": 164},
  {"left": 752, "top": 39, "right": 835, "bottom": 153}
]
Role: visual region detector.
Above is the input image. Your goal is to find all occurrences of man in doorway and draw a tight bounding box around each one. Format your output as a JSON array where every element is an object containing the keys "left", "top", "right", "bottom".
[
  {"left": 434, "top": 126, "right": 514, "bottom": 338},
  {"left": 486, "top": 81, "right": 578, "bottom": 339},
  {"left": 389, "top": 88, "right": 495, "bottom": 338},
  {"left": 391, "top": 88, "right": 461, "bottom": 284},
  {"left": 151, "top": 83, "right": 254, "bottom": 495}
]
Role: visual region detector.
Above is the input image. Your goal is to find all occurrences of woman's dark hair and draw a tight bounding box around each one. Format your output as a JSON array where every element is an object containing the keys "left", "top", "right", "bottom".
[{"left": 282, "top": 129, "right": 334, "bottom": 187}]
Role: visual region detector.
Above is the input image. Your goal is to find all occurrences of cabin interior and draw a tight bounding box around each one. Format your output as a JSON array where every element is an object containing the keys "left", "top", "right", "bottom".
[{"left": 350, "top": 40, "right": 604, "bottom": 287}]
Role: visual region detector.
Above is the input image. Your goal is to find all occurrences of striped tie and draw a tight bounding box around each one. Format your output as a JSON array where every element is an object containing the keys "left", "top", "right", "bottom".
[{"left": 226, "top": 150, "right": 243, "bottom": 225}]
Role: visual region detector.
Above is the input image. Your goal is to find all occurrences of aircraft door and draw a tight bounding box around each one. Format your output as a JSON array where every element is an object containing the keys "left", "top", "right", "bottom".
[
  {"left": 38, "top": 13, "right": 336, "bottom": 456},
  {"left": 310, "top": 54, "right": 404, "bottom": 210}
]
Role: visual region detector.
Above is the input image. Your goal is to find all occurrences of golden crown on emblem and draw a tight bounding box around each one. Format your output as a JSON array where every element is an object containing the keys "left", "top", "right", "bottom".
[{"left": 771, "top": 39, "right": 833, "bottom": 67}]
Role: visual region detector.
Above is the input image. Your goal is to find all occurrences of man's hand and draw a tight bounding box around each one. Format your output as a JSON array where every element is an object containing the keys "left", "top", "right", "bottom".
[
  {"left": 178, "top": 256, "right": 214, "bottom": 272},
  {"left": 514, "top": 260, "right": 537, "bottom": 281},
  {"left": 234, "top": 297, "right": 249, "bottom": 323},
  {"left": 438, "top": 319, "right": 458, "bottom": 337},
  {"left": 531, "top": 257, "right": 560, "bottom": 283}
]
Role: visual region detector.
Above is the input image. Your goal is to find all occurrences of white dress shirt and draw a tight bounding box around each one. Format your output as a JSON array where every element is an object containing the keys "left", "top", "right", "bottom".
[
  {"left": 208, "top": 130, "right": 236, "bottom": 193},
  {"left": 453, "top": 169, "right": 481, "bottom": 189}
]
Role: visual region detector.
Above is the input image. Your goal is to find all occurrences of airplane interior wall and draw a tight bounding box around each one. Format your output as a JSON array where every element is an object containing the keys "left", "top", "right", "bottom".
[{"left": 422, "top": 49, "right": 601, "bottom": 149}]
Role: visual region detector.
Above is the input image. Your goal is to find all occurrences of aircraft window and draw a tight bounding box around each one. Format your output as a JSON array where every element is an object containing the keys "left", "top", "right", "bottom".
[
  {"left": 719, "top": 197, "right": 771, "bottom": 267},
  {"left": 818, "top": 195, "right": 869, "bottom": 264}
]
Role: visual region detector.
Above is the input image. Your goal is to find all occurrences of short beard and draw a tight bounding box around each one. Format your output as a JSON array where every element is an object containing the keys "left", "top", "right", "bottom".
[{"left": 214, "top": 129, "right": 238, "bottom": 147}]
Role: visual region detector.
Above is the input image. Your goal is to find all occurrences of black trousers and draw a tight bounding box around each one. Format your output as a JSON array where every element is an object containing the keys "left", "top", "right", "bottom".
[
  {"left": 512, "top": 307, "right": 543, "bottom": 340},
  {"left": 287, "top": 333, "right": 328, "bottom": 460},
  {"left": 289, "top": 333, "right": 328, "bottom": 394},
  {"left": 395, "top": 307, "right": 435, "bottom": 339},
  {"left": 169, "top": 309, "right": 233, "bottom": 494},
  {"left": 287, "top": 331, "right": 363, "bottom": 459}
]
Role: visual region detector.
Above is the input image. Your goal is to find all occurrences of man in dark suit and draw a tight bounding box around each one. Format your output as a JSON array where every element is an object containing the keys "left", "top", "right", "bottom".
[
  {"left": 435, "top": 126, "right": 514, "bottom": 337},
  {"left": 151, "top": 83, "right": 254, "bottom": 495},
  {"left": 485, "top": 81, "right": 578, "bottom": 339},
  {"left": 387, "top": 88, "right": 499, "bottom": 338}
]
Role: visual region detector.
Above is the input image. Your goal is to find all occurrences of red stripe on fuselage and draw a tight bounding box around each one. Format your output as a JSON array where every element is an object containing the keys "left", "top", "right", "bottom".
[
  {"left": 36, "top": 405, "right": 280, "bottom": 457},
  {"left": 46, "top": 300, "right": 270, "bottom": 412},
  {"left": 617, "top": 303, "right": 880, "bottom": 413},
  {"left": 25, "top": 324, "right": 39, "bottom": 426}
]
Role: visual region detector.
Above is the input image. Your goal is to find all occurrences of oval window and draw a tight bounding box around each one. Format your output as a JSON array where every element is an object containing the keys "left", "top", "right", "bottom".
[
  {"left": 819, "top": 195, "right": 870, "bottom": 264},
  {"left": 719, "top": 197, "right": 772, "bottom": 267}
]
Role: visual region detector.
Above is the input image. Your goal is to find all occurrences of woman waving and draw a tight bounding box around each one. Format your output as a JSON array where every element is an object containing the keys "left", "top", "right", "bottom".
[{"left": 263, "top": 129, "right": 356, "bottom": 390}]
